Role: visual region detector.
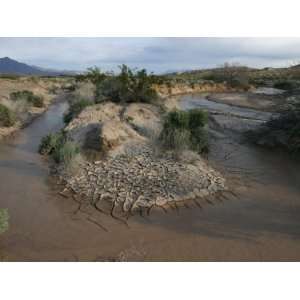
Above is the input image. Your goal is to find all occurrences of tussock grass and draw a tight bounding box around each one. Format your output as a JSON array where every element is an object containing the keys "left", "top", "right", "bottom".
[
  {"left": 10, "top": 90, "right": 44, "bottom": 108},
  {"left": 0, "top": 103, "right": 16, "bottom": 127},
  {"left": 159, "top": 109, "right": 209, "bottom": 155},
  {"left": 39, "top": 131, "right": 81, "bottom": 168},
  {"left": 0, "top": 208, "right": 9, "bottom": 235}
]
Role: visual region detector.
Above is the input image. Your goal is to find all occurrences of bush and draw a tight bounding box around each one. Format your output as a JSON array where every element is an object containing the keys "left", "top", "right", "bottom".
[
  {"left": 159, "top": 109, "right": 209, "bottom": 154},
  {"left": 0, "top": 103, "right": 16, "bottom": 127},
  {"left": 10, "top": 90, "right": 44, "bottom": 107},
  {"left": 53, "top": 140, "right": 80, "bottom": 164},
  {"left": 0, "top": 208, "right": 9, "bottom": 235},
  {"left": 76, "top": 67, "right": 107, "bottom": 84},
  {"left": 39, "top": 131, "right": 65, "bottom": 155},
  {"left": 39, "top": 131, "right": 80, "bottom": 165},
  {"left": 247, "top": 99, "right": 300, "bottom": 155},
  {"left": 95, "top": 65, "right": 158, "bottom": 104},
  {"left": 202, "top": 63, "right": 251, "bottom": 90},
  {"left": 64, "top": 99, "right": 92, "bottom": 123},
  {"left": 273, "top": 80, "right": 300, "bottom": 90}
]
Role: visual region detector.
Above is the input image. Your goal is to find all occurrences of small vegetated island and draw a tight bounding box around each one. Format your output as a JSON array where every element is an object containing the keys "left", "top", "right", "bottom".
[{"left": 39, "top": 65, "right": 229, "bottom": 216}]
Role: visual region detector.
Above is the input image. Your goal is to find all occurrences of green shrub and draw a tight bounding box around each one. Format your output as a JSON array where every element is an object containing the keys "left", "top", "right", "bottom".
[
  {"left": 247, "top": 99, "right": 300, "bottom": 155},
  {"left": 39, "top": 131, "right": 80, "bottom": 165},
  {"left": 0, "top": 104, "right": 16, "bottom": 127},
  {"left": 10, "top": 90, "right": 44, "bottom": 107},
  {"left": 0, "top": 208, "right": 9, "bottom": 235},
  {"left": 53, "top": 140, "right": 80, "bottom": 164},
  {"left": 159, "top": 109, "right": 209, "bottom": 154},
  {"left": 200, "top": 63, "right": 251, "bottom": 90},
  {"left": 95, "top": 65, "right": 158, "bottom": 104},
  {"left": 39, "top": 131, "right": 65, "bottom": 155},
  {"left": 64, "top": 99, "right": 92, "bottom": 123},
  {"left": 30, "top": 95, "right": 44, "bottom": 107},
  {"left": 273, "top": 80, "right": 300, "bottom": 90}
]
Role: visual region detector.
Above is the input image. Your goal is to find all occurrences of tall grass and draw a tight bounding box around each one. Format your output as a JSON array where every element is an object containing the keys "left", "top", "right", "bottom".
[
  {"left": 64, "top": 99, "right": 92, "bottom": 123},
  {"left": 0, "top": 103, "right": 16, "bottom": 127},
  {"left": 159, "top": 109, "right": 209, "bottom": 154},
  {"left": 0, "top": 208, "right": 9, "bottom": 235},
  {"left": 247, "top": 98, "right": 300, "bottom": 155},
  {"left": 10, "top": 90, "right": 44, "bottom": 108},
  {"left": 39, "top": 131, "right": 80, "bottom": 165}
]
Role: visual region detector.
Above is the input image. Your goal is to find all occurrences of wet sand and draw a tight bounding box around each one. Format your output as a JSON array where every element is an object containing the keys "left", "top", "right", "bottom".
[{"left": 0, "top": 95, "right": 300, "bottom": 261}]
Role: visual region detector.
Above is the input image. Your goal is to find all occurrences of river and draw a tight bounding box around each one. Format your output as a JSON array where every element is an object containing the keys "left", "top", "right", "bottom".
[{"left": 0, "top": 94, "right": 300, "bottom": 261}]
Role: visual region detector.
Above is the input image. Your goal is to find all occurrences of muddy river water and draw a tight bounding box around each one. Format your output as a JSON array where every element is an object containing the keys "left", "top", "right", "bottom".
[{"left": 0, "top": 94, "right": 300, "bottom": 261}]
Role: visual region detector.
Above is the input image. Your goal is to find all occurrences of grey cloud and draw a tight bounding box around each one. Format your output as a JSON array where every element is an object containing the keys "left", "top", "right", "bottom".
[{"left": 1, "top": 37, "right": 300, "bottom": 73}]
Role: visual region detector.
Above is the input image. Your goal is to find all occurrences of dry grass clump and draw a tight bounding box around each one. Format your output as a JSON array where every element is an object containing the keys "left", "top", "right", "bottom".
[
  {"left": 0, "top": 208, "right": 9, "bottom": 235},
  {"left": 0, "top": 103, "right": 16, "bottom": 127},
  {"left": 73, "top": 82, "right": 96, "bottom": 103},
  {"left": 158, "top": 109, "right": 209, "bottom": 155}
]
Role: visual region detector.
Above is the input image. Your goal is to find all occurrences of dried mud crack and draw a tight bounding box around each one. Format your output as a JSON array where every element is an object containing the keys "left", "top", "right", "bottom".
[{"left": 58, "top": 143, "right": 228, "bottom": 221}]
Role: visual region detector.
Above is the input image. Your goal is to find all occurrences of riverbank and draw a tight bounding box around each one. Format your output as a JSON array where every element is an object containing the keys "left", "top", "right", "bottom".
[
  {"left": 0, "top": 77, "right": 71, "bottom": 140},
  {"left": 206, "top": 90, "right": 286, "bottom": 112},
  {"left": 154, "top": 81, "right": 248, "bottom": 99}
]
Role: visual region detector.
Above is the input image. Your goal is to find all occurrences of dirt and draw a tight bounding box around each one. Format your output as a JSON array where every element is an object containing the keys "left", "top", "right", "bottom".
[
  {"left": 0, "top": 77, "right": 71, "bottom": 139},
  {"left": 206, "top": 91, "right": 286, "bottom": 112},
  {"left": 0, "top": 91, "right": 299, "bottom": 261}
]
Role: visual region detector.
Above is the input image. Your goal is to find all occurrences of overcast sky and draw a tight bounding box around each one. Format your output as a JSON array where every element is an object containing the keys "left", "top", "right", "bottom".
[{"left": 1, "top": 37, "right": 300, "bottom": 73}]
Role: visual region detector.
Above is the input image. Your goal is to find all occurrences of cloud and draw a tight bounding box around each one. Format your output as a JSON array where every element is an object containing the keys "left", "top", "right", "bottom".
[{"left": 1, "top": 37, "right": 300, "bottom": 72}]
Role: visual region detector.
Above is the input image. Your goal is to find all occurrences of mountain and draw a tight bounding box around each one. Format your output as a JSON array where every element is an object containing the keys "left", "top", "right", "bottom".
[{"left": 0, "top": 57, "right": 74, "bottom": 76}]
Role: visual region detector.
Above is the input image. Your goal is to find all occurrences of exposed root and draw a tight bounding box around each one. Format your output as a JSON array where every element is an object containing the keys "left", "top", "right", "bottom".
[
  {"left": 205, "top": 197, "right": 214, "bottom": 206},
  {"left": 86, "top": 216, "right": 108, "bottom": 232},
  {"left": 193, "top": 198, "right": 203, "bottom": 210},
  {"left": 110, "top": 201, "right": 130, "bottom": 228}
]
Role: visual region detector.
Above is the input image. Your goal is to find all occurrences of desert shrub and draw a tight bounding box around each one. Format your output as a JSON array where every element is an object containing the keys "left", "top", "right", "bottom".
[
  {"left": 10, "top": 90, "right": 30, "bottom": 101},
  {"left": 48, "top": 85, "right": 59, "bottom": 94},
  {"left": 0, "top": 74, "right": 19, "bottom": 80},
  {"left": 53, "top": 140, "right": 80, "bottom": 164},
  {"left": 0, "top": 103, "right": 16, "bottom": 127},
  {"left": 159, "top": 109, "right": 209, "bottom": 154},
  {"left": 64, "top": 99, "right": 92, "bottom": 123},
  {"left": 39, "top": 131, "right": 65, "bottom": 155},
  {"left": 273, "top": 80, "right": 300, "bottom": 91},
  {"left": 30, "top": 94, "right": 44, "bottom": 107},
  {"left": 189, "top": 126, "right": 209, "bottom": 153},
  {"left": 73, "top": 82, "right": 95, "bottom": 102},
  {"left": 10, "top": 90, "right": 44, "bottom": 107},
  {"left": 247, "top": 99, "right": 300, "bottom": 155},
  {"left": 95, "top": 65, "right": 158, "bottom": 104},
  {"left": 0, "top": 208, "right": 9, "bottom": 235},
  {"left": 39, "top": 131, "right": 80, "bottom": 165},
  {"left": 76, "top": 67, "right": 107, "bottom": 84},
  {"left": 203, "top": 63, "right": 251, "bottom": 90}
]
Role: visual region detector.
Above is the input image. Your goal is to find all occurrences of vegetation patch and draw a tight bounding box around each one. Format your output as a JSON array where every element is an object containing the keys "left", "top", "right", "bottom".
[
  {"left": 247, "top": 99, "right": 300, "bottom": 155},
  {"left": 10, "top": 90, "right": 44, "bottom": 107},
  {"left": 39, "top": 131, "right": 80, "bottom": 165},
  {"left": 0, "top": 208, "right": 9, "bottom": 235},
  {"left": 273, "top": 80, "right": 300, "bottom": 91},
  {"left": 64, "top": 98, "right": 93, "bottom": 123},
  {"left": 77, "top": 65, "right": 159, "bottom": 104},
  {"left": 159, "top": 109, "right": 209, "bottom": 154},
  {"left": 0, "top": 103, "right": 16, "bottom": 127}
]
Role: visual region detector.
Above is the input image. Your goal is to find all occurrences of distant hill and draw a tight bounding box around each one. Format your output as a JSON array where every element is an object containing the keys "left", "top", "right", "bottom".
[{"left": 0, "top": 57, "right": 75, "bottom": 76}]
